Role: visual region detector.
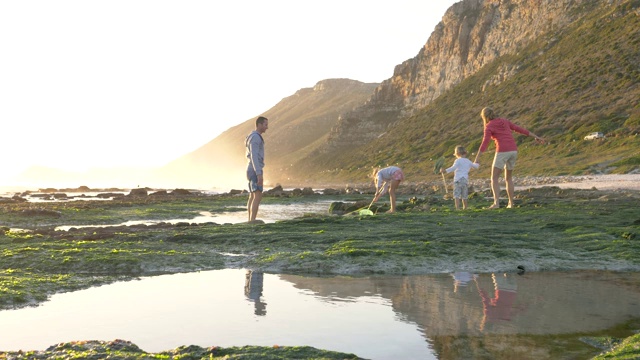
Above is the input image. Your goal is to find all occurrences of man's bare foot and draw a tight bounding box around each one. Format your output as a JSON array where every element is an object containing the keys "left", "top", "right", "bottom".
[
  {"left": 386, "top": 210, "right": 396, "bottom": 213},
  {"left": 486, "top": 204, "right": 500, "bottom": 209},
  {"left": 507, "top": 203, "right": 514, "bottom": 209}
]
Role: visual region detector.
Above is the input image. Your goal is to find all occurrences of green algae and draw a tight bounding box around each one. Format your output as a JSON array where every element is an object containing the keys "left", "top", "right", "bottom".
[
  {"left": 1, "top": 187, "right": 639, "bottom": 309},
  {"left": 0, "top": 340, "right": 364, "bottom": 360},
  {"left": 0, "top": 187, "right": 639, "bottom": 358},
  {"left": 591, "top": 333, "right": 640, "bottom": 359}
]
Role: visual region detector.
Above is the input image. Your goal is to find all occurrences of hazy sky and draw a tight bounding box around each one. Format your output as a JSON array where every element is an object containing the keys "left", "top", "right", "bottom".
[{"left": 0, "top": 0, "right": 458, "bottom": 185}]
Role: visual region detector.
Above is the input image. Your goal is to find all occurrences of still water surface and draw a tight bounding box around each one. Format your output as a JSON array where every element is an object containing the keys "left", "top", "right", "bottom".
[
  {"left": 1, "top": 269, "right": 640, "bottom": 359},
  {"left": 55, "top": 200, "right": 336, "bottom": 230}
]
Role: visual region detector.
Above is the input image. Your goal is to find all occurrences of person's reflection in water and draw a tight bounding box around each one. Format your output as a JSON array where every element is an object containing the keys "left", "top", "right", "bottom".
[
  {"left": 245, "top": 270, "right": 267, "bottom": 316},
  {"left": 451, "top": 271, "right": 477, "bottom": 293},
  {"left": 476, "top": 273, "right": 520, "bottom": 331}
]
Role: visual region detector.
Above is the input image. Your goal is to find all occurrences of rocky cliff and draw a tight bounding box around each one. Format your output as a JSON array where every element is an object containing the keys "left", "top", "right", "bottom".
[
  {"left": 324, "top": 0, "right": 605, "bottom": 151},
  {"left": 158, "top": 0, "right": 639, "bottom": 188}
]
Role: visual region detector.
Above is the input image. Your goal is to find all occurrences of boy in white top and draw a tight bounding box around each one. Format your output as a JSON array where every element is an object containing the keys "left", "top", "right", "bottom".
[{"left": 441, "top": 146, "right": 480, "bottom": 210}]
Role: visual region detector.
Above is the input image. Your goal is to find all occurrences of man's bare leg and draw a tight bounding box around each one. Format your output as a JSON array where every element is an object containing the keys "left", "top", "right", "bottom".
[
  {"left": 247, "top": 193, "right": 255, "bottom": 221},
  {"left": 248, "top": 191, "right": 263, "bottom": 221}
]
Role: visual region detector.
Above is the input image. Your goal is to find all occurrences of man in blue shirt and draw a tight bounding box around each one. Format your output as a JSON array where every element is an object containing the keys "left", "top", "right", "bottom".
[{"left": 246, "top": 116, "right": 268, "bottom": 222}]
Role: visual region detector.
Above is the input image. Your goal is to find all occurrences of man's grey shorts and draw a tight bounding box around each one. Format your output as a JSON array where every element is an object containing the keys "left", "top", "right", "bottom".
[{"left": 247, "top": 169, "right": 263, "bottom": 192}]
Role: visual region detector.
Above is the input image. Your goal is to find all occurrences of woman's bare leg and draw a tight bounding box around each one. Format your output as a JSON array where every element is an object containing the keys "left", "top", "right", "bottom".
[
  {"left": 505, "top": 169, "right": 515, "bottom": 208},
  {"left": 489, "top": 167, "right": 502, "bottom": 208}
]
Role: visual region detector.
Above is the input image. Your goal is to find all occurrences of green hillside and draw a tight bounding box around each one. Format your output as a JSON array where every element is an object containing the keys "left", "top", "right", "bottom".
[
  {"left": 290, "top": 2, "right": 640, "bottom": 186},
  {"left": 156, "top": 79, "right": 377, "bottom": 189}
]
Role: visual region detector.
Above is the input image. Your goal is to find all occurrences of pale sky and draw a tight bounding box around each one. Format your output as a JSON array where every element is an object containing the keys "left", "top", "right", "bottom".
[{"left": 0, "top": 0, "right": 458, "bottom": 185}]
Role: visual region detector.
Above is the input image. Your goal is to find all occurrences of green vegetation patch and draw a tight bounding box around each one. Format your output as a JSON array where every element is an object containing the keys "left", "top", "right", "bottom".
[
  {"left": 0, "top": 340, "right": 364, "bottom": 360},
  {"left": 1, "top": 188, "right": 639, "bottom": 310},
  {"left": 592, "top": 333, "right": 640, "bottom": 360},
  {"left": 0, "top": 189, "right": 639, "bottom": 357}
]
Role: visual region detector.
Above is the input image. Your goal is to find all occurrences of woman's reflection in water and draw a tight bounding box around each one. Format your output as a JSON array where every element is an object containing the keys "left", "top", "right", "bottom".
[
  {"left": 245, "top": 270, "right": 267, "bottom": 316},
  {"left": 476, "top": 272, "right": 526, "bottom": 331}
]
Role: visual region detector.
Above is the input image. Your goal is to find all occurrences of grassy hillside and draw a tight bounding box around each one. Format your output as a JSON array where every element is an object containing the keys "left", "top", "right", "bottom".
[
  {"left": 157, "top": 79, "right": 377, "bottom": 188},
  {"left": 291, "top": 1, "right": 640, "bottom": 186}
]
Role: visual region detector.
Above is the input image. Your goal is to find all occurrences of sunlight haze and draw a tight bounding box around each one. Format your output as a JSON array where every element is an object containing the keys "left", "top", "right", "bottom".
[{"left": 1, "top": 0, "right": 458, "bottom": 189}]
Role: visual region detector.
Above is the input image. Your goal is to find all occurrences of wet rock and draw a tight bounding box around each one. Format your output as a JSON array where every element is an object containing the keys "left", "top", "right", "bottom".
[
  {"left": 329, "top": 201, "right": 370, "bottom": 215},
  {"left": 265, "top": 185, "right": 285, "bottom": 196},
  {"left": 45, "top": 339, "right": 144, "bottom": 353},
  {"left": 329, "top": 201, "right": 346, "bottom": 215},
  {"left": 301, "top": 187, "right": 315, "bottom": 195},
  {"left": 97, "top": 192, "right": 126, "bottom": 199},
  {"left": 38, "top": 187, "right": 58, "bottom": 193},
  {"left": 324, "top": 188, "right": 343, "bottom": 195},
  {"left": 128, "top": 188, "right": 148, "bottom": 197}
]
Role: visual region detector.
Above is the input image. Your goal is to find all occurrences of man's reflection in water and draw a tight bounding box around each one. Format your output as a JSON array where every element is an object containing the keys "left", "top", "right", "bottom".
[
  {"left": 476, "top": 273, "right": 522, "bottom": 331},
  {"left": 245, "top": 270, "right": 267, "bottom": 316}
]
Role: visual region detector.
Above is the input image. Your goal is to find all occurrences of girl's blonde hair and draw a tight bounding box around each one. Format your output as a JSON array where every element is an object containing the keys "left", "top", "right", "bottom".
[
  {"left": 371, "top": 167, "right": 380, "bottom": 186},
  {"left": 454, "top": 146, "right": 467, "bottom": 157},
  {"left": 480, "top": 107, "right": 495, "bottom": 126}
]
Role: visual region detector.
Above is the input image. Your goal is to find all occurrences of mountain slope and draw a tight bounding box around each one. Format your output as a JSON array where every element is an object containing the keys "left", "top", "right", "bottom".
[
  {"left": 288, "top": 0, "right": 640, "bottom": 186},
  {"left": 160, "top": 0, "right": 639, "bottom": 190},
  {"left": 156, "top": 79, "right": 378, "bottom": 189}
]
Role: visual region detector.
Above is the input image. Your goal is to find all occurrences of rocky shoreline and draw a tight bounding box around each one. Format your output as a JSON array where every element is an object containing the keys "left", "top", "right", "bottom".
[{"left": 3, "top": 174, "right": 638, "bottom": 203}]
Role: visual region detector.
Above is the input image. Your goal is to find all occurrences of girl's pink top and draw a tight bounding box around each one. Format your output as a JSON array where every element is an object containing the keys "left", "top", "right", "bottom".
[{"left": 479, "top": 118, "right": 530, "bottom": 153}]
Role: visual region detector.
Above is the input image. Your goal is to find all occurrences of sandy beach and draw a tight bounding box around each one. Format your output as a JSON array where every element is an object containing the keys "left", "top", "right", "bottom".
[{"left": 515, "top": 174, "right": 640, "bottom": 191}]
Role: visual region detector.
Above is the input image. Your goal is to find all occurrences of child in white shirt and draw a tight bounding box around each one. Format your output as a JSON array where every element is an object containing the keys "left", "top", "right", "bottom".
[{"left": 441, "top": 146, "right": 480, "bottom": 210}]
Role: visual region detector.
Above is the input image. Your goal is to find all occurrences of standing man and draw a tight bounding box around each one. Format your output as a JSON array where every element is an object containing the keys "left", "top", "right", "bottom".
[{"left": 246, "top": 116, "right": 268, "bottom": 222}]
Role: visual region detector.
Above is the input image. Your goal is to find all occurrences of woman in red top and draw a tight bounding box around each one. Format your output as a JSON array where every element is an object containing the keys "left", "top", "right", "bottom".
[{"left": 474, "top": 107, "right": 545, "bottom": 209}]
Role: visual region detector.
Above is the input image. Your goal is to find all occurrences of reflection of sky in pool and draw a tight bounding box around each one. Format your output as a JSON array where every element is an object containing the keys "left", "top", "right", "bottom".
[
  {"left": 0, "top": 269, "right": 432, "bottom": 359},
  {"left": 1, "top": 270, "right": 639, "bottom": 359}
]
